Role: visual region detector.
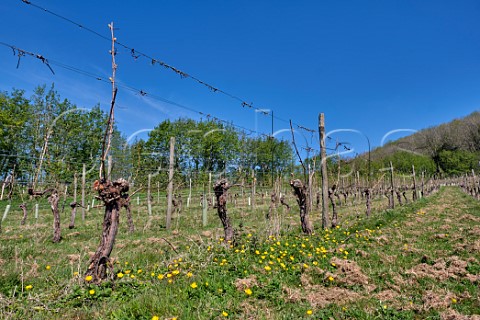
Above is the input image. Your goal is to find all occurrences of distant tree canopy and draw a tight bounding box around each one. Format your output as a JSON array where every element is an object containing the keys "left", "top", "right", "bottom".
[
  {"left": 0, "top": 85, "right": 108, "bottom": 184},
  {"left": 135, "top": 118, "right": 294, "bottom": 185}
]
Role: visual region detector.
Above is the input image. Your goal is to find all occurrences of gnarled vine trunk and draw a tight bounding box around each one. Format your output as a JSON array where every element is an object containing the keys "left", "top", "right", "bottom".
[
  {"left": 68, "top": 202, "right": 83, "bottom": 229},
  {"left": 290, "top": 179, "right": 312, "bottom": 234},
  {"left": 20, "top": 203, "right": 27, "bottom": 225},
  {"left": 365, "top": 188, "right": 372, "bottom": 217},
  {"left": 85, "top": 178, "right": 129, "bottom": 283},
  {"left": 213, "top": 179, "right": 234, "bottom": 242},
  {"left": 280, "top": 194, "right": 290, "bottom": 212},
  {"left": 28, "top": 188, "right": 60, "bottom": 242},
  {"left": 48, "top": 191, "right": 61, "bottom": 243},
  {"left": 121, "top": 195, "right": 135, "bottom": 233},
  {"left": 328, "top": 186, "right": 338, "bottom": 228}
]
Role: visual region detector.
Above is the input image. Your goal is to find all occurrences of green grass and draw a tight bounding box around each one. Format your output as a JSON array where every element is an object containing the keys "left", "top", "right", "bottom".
[{"left": 1, "top": 186, "right": 480, "bottom": 319}]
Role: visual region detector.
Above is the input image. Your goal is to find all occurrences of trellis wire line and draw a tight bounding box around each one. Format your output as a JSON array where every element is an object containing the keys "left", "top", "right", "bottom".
[
  {"left": 19, "top": 0, "right": 315, "bottom": 132},
  {"left": 0, "top": 42, "right": 285, "bottom": 142}
]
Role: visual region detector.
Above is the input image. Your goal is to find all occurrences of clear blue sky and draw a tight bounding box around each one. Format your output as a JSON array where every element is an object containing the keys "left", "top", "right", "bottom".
[{"left": 1, "top": 0, "right": 479, "bottom": 158}]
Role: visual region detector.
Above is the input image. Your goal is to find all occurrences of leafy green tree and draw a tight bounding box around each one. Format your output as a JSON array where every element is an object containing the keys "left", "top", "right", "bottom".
[{"left": 438, "top": 150, "right": 479, "bottom": 175}]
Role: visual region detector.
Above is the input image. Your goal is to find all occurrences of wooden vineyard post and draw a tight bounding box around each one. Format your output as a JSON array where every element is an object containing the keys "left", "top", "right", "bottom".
[
  {"left": 251, "top": 169, "right": 256, "bottom": 210},
  {"left": 147, "top": 174, "right": 152, "bottom": 216},
  {"left": 421, "top": 171, "right": 425, "bottom": 198},
  {"left": 389, "top": 161, "right": 395, "bottom": 209},
  {"left": 188, "top": 177, "right": 192, "bottom": 208},
  {"left": 82, "top": 163, "right": 86, "bottom": 221},
  {"left": 355, "top": 171, "right": 360, "bottom": 204},
  {"left": 0, "top": 204, "right": 11, "bottom": 233},
  {"left": 202, "top": 192, "right": 208, "bottom": 227},
  {"left": 290, "top": 179, "right": 313, "bottom": 234},
  {"left": 166, "top": 136, "right": 175, "bottom": 230},
  {"left": 412, "top": 165, "right": 418, "bottom": 201},
  {"left": 471, "top": 169, "right": 478, "bottom": 199},
  {"left": 107, "top": 155, "right": 112, "bottom": 181},
  {"left": 319, "top": 113, "right": 330, "bottom": 229},
  {"left": 209, "top": 172, "right": 212, "bottom": 205},
  {"left": 214, "top": 179, "right": 234, "bottom": 242},
  {"left": 68, "top": 173, "right": 78, "bottom": 229}
]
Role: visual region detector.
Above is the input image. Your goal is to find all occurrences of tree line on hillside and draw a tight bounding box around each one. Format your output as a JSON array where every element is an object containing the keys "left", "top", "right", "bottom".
[{"left": 344, "top": 112, "right": 480, "bottom": 177}]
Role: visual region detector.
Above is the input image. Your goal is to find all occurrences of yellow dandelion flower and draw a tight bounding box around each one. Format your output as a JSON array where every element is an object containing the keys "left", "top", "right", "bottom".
[
  {"left": 152, "top": 316, "right": 159, "bottom": 320},
  {"left": 73, "top": 271, "right": 79, "bottom": 276},
  {"left": 130, "top": 275, "right": 135, "bottom": 279},
  {"left": 25, "top": 285, "right": 33, "bottom": 290},
  {"left": 306, "top": 310, "right": 313, "bottom": 315},
  {"left": 158, "top": 274, "right": 164, "bottom": 280},
  {"left": 151, "top": 272, "right": 155, "bottom": 277},
  {"left": 117, "top": 272, "right": 124, "bottom": 278},
  {"left": 328, "top": 276, "right": 334, "bottom": 282},
  {"left": 186, "top": 272, "right": 193, "bottom": 278},
  {"left": 167, "top": 273, "right": 172, "bottom": 278},
  {"left": 172, "top": 270, "right": 180, "bottom": 275},
  {"left": 89, "top": 289, "right": 95, "bottom": 295},
  {"left": 451, "top": 298, "right": 457, "bottom": 304},
  {"left": 222, "top": 311, "right": 228, "bottom": 317},
  {"left": 125, "top": 270, "right": 131, "bottom": 274},
  {"left": 331, "top": 262, "right": 336, "bottom": 267},
  {"left": 244, "top": 288, "right": 252, "bottom": 295},
  {"left": 190, "top": 282, "right": 198, "bottom": 289},
  {"left": 45, "top": 265, "right": 51, "bottom": 270},
  {"left": 264, "top": 265, "right": 271, "bottom": 271},
  {"left": 137, "top": 269, "right": 143, "bottom": 274},
  {"left": 85, "top": 275, "right": 93, "bottom": 282}
]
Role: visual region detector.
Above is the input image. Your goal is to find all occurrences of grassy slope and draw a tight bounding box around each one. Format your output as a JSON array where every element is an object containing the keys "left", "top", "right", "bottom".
[{"left": 1, "top": 187, "right": 479, "bottom": 319}]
